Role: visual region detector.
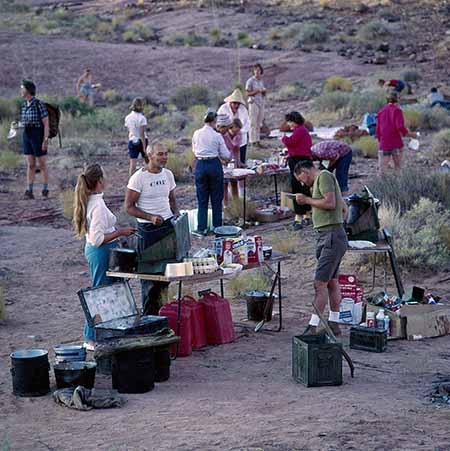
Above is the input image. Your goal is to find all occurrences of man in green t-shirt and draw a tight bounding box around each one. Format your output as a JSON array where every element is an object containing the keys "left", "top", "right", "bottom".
[{"left": 294, "top": 160, "right": 348, "bottom": 336}]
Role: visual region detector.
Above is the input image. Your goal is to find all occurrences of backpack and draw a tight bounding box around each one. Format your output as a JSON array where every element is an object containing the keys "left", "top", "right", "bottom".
[
  {"left": 43, "top": 102, "right": 61, "bottom": 139},
  {"left": 362, "top": 113, "right": 377, "bottom": 136}
]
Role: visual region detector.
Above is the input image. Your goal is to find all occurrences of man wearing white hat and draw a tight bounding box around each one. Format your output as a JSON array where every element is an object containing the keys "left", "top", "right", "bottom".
[
  {"left": 192, "top": 111, "right": 231, "bottom": 236},
  {"left": 217, "top": 88, "right": 250, "bottom": 165}
]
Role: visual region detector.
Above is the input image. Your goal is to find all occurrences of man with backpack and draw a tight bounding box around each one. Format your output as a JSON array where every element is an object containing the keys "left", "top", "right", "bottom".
[{"left": 20, "top": 79, "right": 50, "bottom": 199}]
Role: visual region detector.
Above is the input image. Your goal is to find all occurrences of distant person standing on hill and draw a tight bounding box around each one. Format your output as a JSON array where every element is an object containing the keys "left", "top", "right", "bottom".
[
  {"left": 246, "top": 63, "right": 266, "bottom": 148},
  {"left": 125, "top": 98, "right": 148, "bottom": 175},
  {"left": 217, "top": 88, "right": 250, "bottom": 166},
  {"left": 76, "top": 67, "right": 96, "bottom": 106},
  {"left": 376, "top": 92, "right": 417, "bottom": 175},
  {"left": 20, "top": 80, "right": 50, "bottom": 200}
]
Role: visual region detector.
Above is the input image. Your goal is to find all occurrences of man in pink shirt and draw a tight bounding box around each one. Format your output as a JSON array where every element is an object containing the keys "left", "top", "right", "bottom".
[{"left": 376, "top": 93, "right": 417, "bottom": 175}]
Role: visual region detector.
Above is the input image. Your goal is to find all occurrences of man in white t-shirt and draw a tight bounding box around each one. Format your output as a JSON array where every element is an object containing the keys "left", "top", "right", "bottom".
[{"left": 125, "top": 142, "right": 179, "bottom": 314}]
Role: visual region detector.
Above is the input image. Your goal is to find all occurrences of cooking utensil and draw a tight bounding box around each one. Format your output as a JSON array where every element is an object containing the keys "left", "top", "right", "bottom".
[{"left": 213, "top": 226, "right": 242, "bottom": 237}]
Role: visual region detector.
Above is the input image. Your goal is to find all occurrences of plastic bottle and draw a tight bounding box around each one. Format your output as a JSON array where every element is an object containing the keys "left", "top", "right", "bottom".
[
  {"left": 367, "top": 311, "right": 376, "bottom": 328},
  {"left": 223, "top": 241, "right": 233, "bottom": 266},
  {"left": 376, "top": 308, "right": 385, "bottom": 329},
  {"left": 384, "top": 314, "right": 390, "bottom": 337}
]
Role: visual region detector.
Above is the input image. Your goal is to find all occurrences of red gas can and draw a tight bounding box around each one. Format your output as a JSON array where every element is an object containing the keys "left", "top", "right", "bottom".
[
  {"left": 181, "top": 296, "right": 207, "bottom": 349},
  {"left": 199, "top": 292, "right": 235, "bottom": 345},
  {"left": 159, "top": 302, "right": 192, "bottom": 357}
]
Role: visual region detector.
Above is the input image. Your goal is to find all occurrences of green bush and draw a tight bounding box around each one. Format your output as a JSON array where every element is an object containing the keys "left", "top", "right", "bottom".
[
  {"left": 315, "top": 91, "right": 350, "bottom": 112},
  {"left": 298, "top": 23, "right": 328, "bottom": 44},
  {"left": 0, "top": 149, "right": 21, "bottom": 170},
  {"left": 0, "top": 97, "right": 21, "bottom": 121},
  {"left": 403, "top": 107, "right": 422, "bottom": 131},
  {"left": 323, "top": 76, "right": 353, "bottom": 93},
  {"left": 357, "top": 20, "right": 392, "bottom": 41},
  {"left": 370, "top": 169, "right": 450, "bottom": 213},
  {"left": 432, "top": 128, "right": 450, "bottom": 158},
  {"left": 166, "top": 153, "right": 189, "bottom": 181},
  {"left": 268, "top": 83, "right": 306, "bottom": 102},
  {"left": 59, "top": 96, "right": 94, "bottom": 116},
  {"left": 396, "top": 198, "right": 450, "bottom": 270},
  {"left": 402, "top": 106, "right": 450, "bottom": 131},
  {"left": 227, "top": 269, "right": 270, "bottom": 298},
  {"left": 65, "top": 138, "right": 111, "bottom": 160},
  {"left": 347, "top": 90, "right": 386, "bottom": 116},
  {"left": 122, "top": 22, "right": 156, "bottom": 42},
  {"left": 90, "top": 108, "right": 123, "bottom": 134},
  {"left": 237, "top": 32, "right": 253, "bottom": 47},
  {"left": 163, "top": 32, "right": 207, "bottom": 47},
  {"left": 171, "top": 85, "right": 210, "bottom": 111},
  {"left": 73, "top": 15, "right": 99, "bottom": 31},
  {"left": 353, "top": 136, "right": 378, "bottom": 158},
  {"left": 103, "top": 89, "right": 121, "bottom": 104},
  {"left": 0, "top": 0, "right": 30, "bottom": 13}
]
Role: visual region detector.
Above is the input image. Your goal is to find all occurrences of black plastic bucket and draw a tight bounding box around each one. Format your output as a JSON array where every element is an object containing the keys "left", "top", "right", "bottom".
[
  {"left": 154, "top": 348, "right": 171, "bottom": 382},
  {"left": 10, "top": 349, "right": 50, "bottom": 397},
  {"left": 54, "top": 345, "right": 86, "bottom": 364},
  {"left": 95, "top": 355, "right": 112, "bottom": 375},
  {"left": 112, "top": 348, "right": 155, "bottom": 393},
  {"left": 245, "top": 291, "right": 274, "bottom": 322},
  {"left": 54, "top": 361, "right": 97, "bottom": 389}
]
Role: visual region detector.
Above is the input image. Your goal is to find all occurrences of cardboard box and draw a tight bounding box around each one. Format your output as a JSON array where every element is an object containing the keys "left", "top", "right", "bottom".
[
  {"left": 400, "top": 304, "right": 450, "bottom": 340},
  {"left": 366, "top": 304, "right": 406, "bottom": 340}
]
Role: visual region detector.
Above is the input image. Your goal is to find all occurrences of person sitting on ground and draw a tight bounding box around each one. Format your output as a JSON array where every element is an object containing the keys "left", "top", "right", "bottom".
[
  {"left": 124, "top": 98, "right": 148, "bottom": 176},
  {"left": 76, "top": 67, "right": 96, "bottom": 107},
  {"left": 221, "top": 118, "right": 243, "bottom": 206},
  {"left": 192, "top": 111, "right": 231, "bottom": 236},
  {"left": 281, "top": 111, "right": 313, "bottom": 231},
  {"left": 20, "top": 79, "right": 50, "bottom": 200},
  {"left": 376, "top": 92, "right": 417, "bottom": 175},
  {"left": 73, "top": 163, "right": 136, "bottom": 351},
  {"left": 246, "top": 63, "right": 266, "bottom": 148},
  {"left": 311, "top": 140, "right": 353, "bottom": 195},
  {"left": 378, "top": 79, "right": 412, "bottom": 95},
  {"left": 125, "top": 143, "right": 179, "bottom": 315},
  {"left": 428, "top": 87, "right": 450, "bottom": 110},
  {"left": 293, "top": 160, "right": 348, "bottom": 337},
  {"left": 217, "top": 88, "right": 250, "bottom": 166}
]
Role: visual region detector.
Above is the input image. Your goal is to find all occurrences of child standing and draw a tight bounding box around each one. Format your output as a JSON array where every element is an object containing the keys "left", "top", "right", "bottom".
[{"left": 223, "top": 118, "right": 243, "bottom": 205}]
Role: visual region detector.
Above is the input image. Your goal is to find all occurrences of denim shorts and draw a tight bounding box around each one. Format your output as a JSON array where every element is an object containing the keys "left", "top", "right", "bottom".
[
  {"left": 23, "top": 126, "right": 46, "bottom": 157},
  {"left": 128, "top": 138, "right": 148, "bottom": 159}
]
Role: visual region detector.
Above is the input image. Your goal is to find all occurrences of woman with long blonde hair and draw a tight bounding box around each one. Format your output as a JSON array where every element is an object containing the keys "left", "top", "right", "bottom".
[{"left": 73, "top": 163, "right": 135, "bottom": 350}]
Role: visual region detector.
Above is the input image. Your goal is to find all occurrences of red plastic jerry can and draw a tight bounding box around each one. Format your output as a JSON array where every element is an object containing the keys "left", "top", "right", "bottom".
[
  {"left": 159, "top": 302, "right": 192, "bottom": 357},
  {"left": 199, "top": 292, "right": 235, "bottom": 345},
  {"left": 181, "top": 296, "right": 207, "bottom": 349}
]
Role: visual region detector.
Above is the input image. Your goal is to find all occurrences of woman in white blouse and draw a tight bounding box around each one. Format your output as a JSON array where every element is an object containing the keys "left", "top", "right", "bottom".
[{"left": 73, "top": 163, "right": 135, "bottom": 350}]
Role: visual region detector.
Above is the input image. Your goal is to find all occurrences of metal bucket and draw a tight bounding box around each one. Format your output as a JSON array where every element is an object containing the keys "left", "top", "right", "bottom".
[{"left": 54, "top": 345, "right": 86, "bottom": 364}]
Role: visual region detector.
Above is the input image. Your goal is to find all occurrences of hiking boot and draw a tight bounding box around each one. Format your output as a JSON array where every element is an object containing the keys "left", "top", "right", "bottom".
[
  {"left": 42, "top": 189, "right": 49, "bottom": 198},
  {"left": 302, "top": 324, "right": 318, "bottom": 335},
  {"left": 292, "top": 221, "right": 303, "bottom": 231},
  {"left": 328, "top": 321, "right": 342, "bottom": 337},
  {"left": 24, "top": 190, "right": 34, "bottom": 200}
]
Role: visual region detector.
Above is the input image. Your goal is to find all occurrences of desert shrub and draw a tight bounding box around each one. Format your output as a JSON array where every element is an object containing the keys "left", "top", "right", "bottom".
[
  {"left": 298, "top": 23, "right": 328, "bottom": 44},
  {"left": 184, "top": 148, "right": 195, "bottom": 169},
  {"left": 227, "top": 269, "right": 270, "bottom": 298},
  {"left": 60, "top": 190, "right": 75, "bottom": 220},
  {"left": 224, "top": 198, "right": 257, "bottom": 223},
  {"left": 103, "top": 89, "right": 121, "bottom": 104},
  {"left": 370, "top": 169, "right": 450, "bottom": 213},
  {"left": 347, "top": 89, "right": 386, "bottom": 116},
  {"left": 268, "top": 229, "right": 299, "bottom": 254},
  {"left": 166, "top": 153, "right": 189, "bottom": 181},
  {"left": 395, "top": 198, "right": 450, "bottom": 270},
  {"left": 421, "top": 107, "right": 450, "bottom": 131},
  {"left": 163, "top": 32, "right": 207, "bottom": 47},
  {"left": 59, "top": 96, "right": 93, "bottom": 116},
  {"left": 52, "top": 7, "right": 73, "bottom": 21},
  {"left": 90, "top": 108, "right": 123, "bottom": 134},
  {"left": 73, "top": 14, "right": 99, "bottom": 32},
  {"left": 0, "top": 149, "right": 21, "bottom": 170},
  {"left": 401, "top": 70, "right": 420, "bottom": 83},
  {"left": 171, "top": 85, "right": 210, "bottom": 111},
  {"left": 210, "top": 28, "right": 221, "bottom": 41},
  {"left": 0, "top": 97, "right": 21, "bottom": 121},
  {"left": 122, "top": 22, "right": 156, "bottom": 42},
  {"left": 96, "top": 21, "right": 114, "bottom": 35},
  {"left": 432, "top": 128, "right": 450, "bottom": 158},
  {"left": 0, "top": 0, "right": 30, "bottom": 13},
  {"left": 66, "top": 138, "right": 111, "bottom": 160},
  {"left": 353, "top": 136, "right": 378, "bottom": 158},
  {"left": 403, "top": 107, "right": 422, "bottom": 131},
  {"left": 357, "top": 20, "right": 392, "bottom": 41},
  {"left": 237, "top": 32, "right": 253, "bottom": 47},
  {"left": 323, "top": 76, "right": 353, "bottom": 93},
  {"left": 315, "top": 91, "right": 350, "bottom": 112},
  {"left": 268, "top": 83, "right": 306, "bottom": 102}
]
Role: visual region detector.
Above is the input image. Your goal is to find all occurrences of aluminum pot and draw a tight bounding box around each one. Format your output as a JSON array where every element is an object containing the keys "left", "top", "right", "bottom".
[{"left": 109, "top": 248, "right": 137, "bottom": 272}]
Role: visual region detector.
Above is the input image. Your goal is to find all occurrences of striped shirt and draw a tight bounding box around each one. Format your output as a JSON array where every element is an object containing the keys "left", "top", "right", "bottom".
[
  {"left": 311, "top": 140, "right": 352, "bottom": 160},
  {"left": 21, "top": 97, "right": 48, "bottom": 127}
]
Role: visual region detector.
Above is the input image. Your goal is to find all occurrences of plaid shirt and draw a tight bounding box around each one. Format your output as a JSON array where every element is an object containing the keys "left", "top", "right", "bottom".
[
  {"left": 21, "top": 97, "right": 48, "bottom": 127},
  {"left": 311, "top": 140, "right": 351, "bottom": 160}
]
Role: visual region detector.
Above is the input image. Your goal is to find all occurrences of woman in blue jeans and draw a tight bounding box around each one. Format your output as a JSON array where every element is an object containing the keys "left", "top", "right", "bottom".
[{"left": 73, "top": 163, "right": 135, "bottom": 351}]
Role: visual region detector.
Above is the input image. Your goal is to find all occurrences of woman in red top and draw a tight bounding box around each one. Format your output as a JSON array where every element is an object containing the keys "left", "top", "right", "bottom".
[
  {"left": 376, "top": 93, "right": 417, "bottom": 175},
  {"left": 281, "top": 111, "right": 313, "bottom": 230}
]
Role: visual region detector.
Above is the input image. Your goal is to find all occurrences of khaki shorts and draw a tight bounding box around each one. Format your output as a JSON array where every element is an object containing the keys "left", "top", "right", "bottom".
[{"left": 315, "top": 227, "right": 348, "bottom": 282}]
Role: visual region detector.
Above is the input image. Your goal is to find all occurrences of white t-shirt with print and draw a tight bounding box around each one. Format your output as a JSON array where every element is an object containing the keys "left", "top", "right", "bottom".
[
  {"left": 124, "top": 111, "right": 148, "bottom": 142},
  {"left": 127, "top": 168, "right": 176, "bottom": 223}
]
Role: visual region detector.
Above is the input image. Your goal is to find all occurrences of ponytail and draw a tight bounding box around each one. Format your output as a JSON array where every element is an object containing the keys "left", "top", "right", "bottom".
[{"left": 73, "top": 164, "right": 103, "bottom": 239}]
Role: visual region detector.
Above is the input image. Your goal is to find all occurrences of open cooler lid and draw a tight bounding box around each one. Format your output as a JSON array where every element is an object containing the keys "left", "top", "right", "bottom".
[{"left": 77, "top": 281, "right": 138, "bottom": 327}]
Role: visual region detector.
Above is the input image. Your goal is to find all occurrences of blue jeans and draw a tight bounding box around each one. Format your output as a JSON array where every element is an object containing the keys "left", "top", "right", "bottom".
[
  {"left": 138, "top": 221, "right": 173, "bottom": 315},
  {"left": 195, "top": 158, "right": 224, "bottom": 231},
  {"left": 84, "top": 240, "right": 118, "bottom": 341},
  {"left": 330, "top": 150, "right": 353, "bottom": 193},
  {"left": 239, "top": 144, "right": 247, "bottom": 165}
]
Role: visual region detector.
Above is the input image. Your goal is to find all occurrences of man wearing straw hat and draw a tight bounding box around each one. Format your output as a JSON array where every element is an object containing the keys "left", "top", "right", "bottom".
[
  {"left": 191, "top": 111, "right": 231, "bottom": 236},
  {"left": 217, "top": 88, "right": 250, "bottom": 166}
]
